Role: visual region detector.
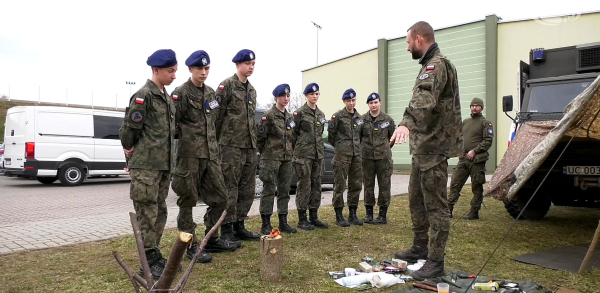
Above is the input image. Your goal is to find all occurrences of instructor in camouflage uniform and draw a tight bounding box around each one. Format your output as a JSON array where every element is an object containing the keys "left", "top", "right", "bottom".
[
  {"left": 257, "top": 84, "right": 297, "bottom": 235},
  {"left": 171, "top": 50, "right": 238, "bottom": 265},
  {"left": 448, "top": 98, "right": 493, "bottom": 220},
  {"left": 392, "top": 21, "right": 462, "bottom": 280},
  {"left": 119, "top": 49, "right": 177, "bottom": 279},
  {"left": 292, "top": 83, "right": 329, "bottom": 230},
  {"left": 214, "top": 49, "right": 261, "bottom": 243},
  {"left": 360, "top": 92, "right": 396, "bottom": 225},
  {"left": 328, "top": 88, "right": 364, "bottom": 227}
]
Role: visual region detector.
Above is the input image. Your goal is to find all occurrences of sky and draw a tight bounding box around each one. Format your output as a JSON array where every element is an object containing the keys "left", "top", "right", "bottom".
[{"left": 0, "top": 0, "right": 598, "bottom": 109}]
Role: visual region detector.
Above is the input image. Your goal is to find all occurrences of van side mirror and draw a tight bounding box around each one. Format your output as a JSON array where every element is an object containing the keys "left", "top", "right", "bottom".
[{"left": 502, "top": 95, "right": 513, "bottom": 112}]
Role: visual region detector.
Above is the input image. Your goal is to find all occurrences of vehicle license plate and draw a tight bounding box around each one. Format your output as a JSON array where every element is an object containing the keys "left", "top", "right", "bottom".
[{"left": 563, "top": 166, "right": 600, "bottom": 175}]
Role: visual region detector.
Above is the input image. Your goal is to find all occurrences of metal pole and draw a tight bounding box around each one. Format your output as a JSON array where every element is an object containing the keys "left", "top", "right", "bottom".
[
  {"left": 116, "top": 93, "right": 118, "bottom": 110},
  {"left": 66, "top": 88, "right": 68, "bottom": 106},
  {"left": 38, "top": 86, "right": 41, "bottom": 104},
  {"left": 312, "top": 21, "right": 322, "bottom": 66},
  {"left": 8, "top": 83, "right": 10, "bottom": 101},
  {"left": 92, "top": 91, "right": 94, "bottom": 109}
]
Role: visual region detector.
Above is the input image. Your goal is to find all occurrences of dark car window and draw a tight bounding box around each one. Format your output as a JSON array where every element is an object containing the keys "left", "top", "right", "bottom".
[
  {"left": 93, "top": 115, "right": 123, "bottom": 140},
  {"left": 527, "top": 80, "right": 592, "bottom": 113}
]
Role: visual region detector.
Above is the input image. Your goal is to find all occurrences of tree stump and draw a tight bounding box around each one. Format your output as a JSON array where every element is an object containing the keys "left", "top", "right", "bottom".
[{"left": 260, "top": 235, "right": 283, "bottom": 282}]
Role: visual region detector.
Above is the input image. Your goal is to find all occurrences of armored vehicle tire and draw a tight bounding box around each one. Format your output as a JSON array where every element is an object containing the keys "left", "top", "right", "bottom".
[
  {"left": 37, "top": 176, "right": 58, "bottom": 185},
  {"left": 58, "top": 163, "right": 86, "bottom": 187},
  {"left": 504, "top": 188, "right": 551, "bottom": 220}
]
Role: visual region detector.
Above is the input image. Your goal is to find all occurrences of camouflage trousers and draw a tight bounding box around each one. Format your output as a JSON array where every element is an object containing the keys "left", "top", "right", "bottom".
[
  {"left": 220, "top": 145, "right": 257, "bottom": 224},
  {"left": 408, "top": 155, "right": 450, "bottom": 262},
  {"left": 448, "top": 157, "right": 486, "bottom": 212},
  {"left": 363, "top": 157, "right": 393, "bottom": 207},
  {"left": 294, "top": 157, "right": 324, "bottom": 210},
  {"left": 130, "top": 168, "right": 171, "bottom": 251},
  {"left": 332, "top": 154, "right": 363, "bottom": 208},
  {"left": 259, "top": 159, "right": 292, "bottom": 215},
  {"left": 171, "top": 157, "right": 227, "bottom": 241}
]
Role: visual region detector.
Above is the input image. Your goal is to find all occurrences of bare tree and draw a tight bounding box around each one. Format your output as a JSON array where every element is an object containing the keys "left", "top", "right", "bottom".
[
  {"left": 0, "top": 94, "right": 8, "bottom": 100},
  {"left": 286, "top": 93, "right": 304, "bottom": 113}
]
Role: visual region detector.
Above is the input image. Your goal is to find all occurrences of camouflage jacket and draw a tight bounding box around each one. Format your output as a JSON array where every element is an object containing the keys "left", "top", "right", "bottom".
[
  {"left": 213, "top": 73, "right": 257, "bottom": 149},
  {"left": 171, "top": 79, "right": 220, "bottom": 161},
  {"left": 360, "top": 111, "right": 396, "bottom": 160},
  {"left": 257, "top": 104, "right": 294, "bottom": 161},
  {"left": 292, "top": 103, "right": 326, "bottom": 160},
  {"left": 328, "top": 108, "right": 362, "bottom": 157},
  {"left": 400, "top": 43, "right": 463, "bottom": 168},
  {"left": 119, "top": 79, "right": 176, "bottom": 170},
  {"left": 462, "top": 113, "right": 493, "bottom": 162}
]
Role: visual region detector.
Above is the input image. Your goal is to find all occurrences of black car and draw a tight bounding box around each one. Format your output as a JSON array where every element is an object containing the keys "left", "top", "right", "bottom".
[{"left": 254, "top": 108, "right": 334, "bottom": 191}]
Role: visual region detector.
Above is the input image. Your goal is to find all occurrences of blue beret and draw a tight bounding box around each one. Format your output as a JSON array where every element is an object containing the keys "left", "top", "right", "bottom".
[
  {"left": 185, "top": 50, "right": 210, "bottom": 67},
  {"left": 366, "top": 92, "right": 380, "bottom": 103},
  {"left": 273, "top": 84, "right": 291, "bottom": 97},
  {"left": 342, "top": 88, "right": 356, "bottom": 100},
  {"left": 147, "top": 49, "right": 177, "bottom": 68},
  {"left": 303, "top": 83, "right": 319, "bottom": 94},
  {"left": 232, "top": 49, "right": 255, "bottom": 63}
]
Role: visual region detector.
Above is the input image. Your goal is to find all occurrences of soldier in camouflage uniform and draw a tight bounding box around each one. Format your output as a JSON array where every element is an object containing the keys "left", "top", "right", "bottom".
[
  {"left": 360, "top": 93, "right": 396, "bottom": 225},
  {"left": 328, "top": 88, "right": 364, "bottom": 227},
  {"left": 171, "top": 51, "right": 238, "bottom": 265},
  {"left": 448, "top": 98, "right": 493, "bottom": 220},
  {"left": 213, "top": 49, "right": 261, "bottom": 242},
  {"left": 292, "top": 83, "right": 329, "bottom": 230},
  {"left": 119, "top": 49, "right": 178, "bottom": 279},
  {"left": 257, "top": 84, "right": 298, "bottom": 235},
  {"left": 392, "top": 21, "right": 462, "bottom": 280}
]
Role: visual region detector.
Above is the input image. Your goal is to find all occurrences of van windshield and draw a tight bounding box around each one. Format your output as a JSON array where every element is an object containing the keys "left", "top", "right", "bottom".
[{"left": 527, "top": 80, "right": 592, "bottom": 113}]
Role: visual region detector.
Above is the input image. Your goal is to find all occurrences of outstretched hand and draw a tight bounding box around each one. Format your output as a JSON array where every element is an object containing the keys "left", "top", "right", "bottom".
[{"left": 391, "top": 126, "right": 410, "bottom": 145}]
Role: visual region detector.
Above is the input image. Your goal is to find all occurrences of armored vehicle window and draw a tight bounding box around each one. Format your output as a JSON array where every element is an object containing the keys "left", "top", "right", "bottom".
[
  {"left": 527, "top": 81, "right": 592, "bottom": 113},
  {"left": 93, "top": 115, "right": 123, "bottom": 139}
]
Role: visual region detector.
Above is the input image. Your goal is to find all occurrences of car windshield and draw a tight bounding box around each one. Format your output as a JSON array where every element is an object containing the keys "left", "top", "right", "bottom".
[{"left": 527, "top": 80, "right": 592, "bottom": 113}]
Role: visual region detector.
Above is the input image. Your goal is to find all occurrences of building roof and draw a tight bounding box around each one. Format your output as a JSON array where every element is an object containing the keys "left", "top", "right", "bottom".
[{"left": 498, "top": 9, "right": 600, "bottom": 24}]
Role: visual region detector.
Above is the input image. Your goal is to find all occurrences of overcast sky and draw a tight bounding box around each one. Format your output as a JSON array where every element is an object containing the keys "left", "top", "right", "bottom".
[{"left": 0, "top": 0, "right": 598, "bottom": 108}]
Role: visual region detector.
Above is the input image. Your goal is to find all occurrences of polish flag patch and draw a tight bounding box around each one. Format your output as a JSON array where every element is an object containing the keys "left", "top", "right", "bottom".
[
  {"left": 172, "top": 95, "right": 178, "bottom": 100},
  {"left": 426, "top": 65, "right": 435, "bottom": 70},
  {"left": 218, "top": 85, "right": 225, "bottom": 90},
  {"left": 261, "top": 117, "right": 267, "bottom": 121},
  {"left": 293, "top": 112, "right": 298, "bottom": 116},
  {"left": 135, "top": 97, "right": 144, "bottom": 104},
  {"left": 332, "top": 115, "right": 336, "bottom": 119}
]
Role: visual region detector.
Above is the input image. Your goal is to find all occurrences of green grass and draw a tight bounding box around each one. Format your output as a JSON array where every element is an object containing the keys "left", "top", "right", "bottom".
[{"left": 1, "top": 187, "right": 599, "bottom": 292}]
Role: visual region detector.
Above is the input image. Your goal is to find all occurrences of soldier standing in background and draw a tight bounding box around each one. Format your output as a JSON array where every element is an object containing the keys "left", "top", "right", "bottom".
[
  {"left": 448, "top": 98, "right": 493, "bottom": 220},
  {"left": 328, "top": 88, "right": 364, "bottom": 227},
  {"left": 360, "top": 93, "right": 396, "bottom": 225},
  {"left": 213, "top": 49, "right": 261, "bottom": 243},
  {"left": 392, "top": 21, "right": 462, "bottom": 279},
  {"left": 292, "top": 83, "right": 329, "bottom": 230},
  {"left": 119, "top": 49, "right": 177, "bottom": 279},
  {"left": 257, "top": 84, "right": 297, "bottom": 235}
]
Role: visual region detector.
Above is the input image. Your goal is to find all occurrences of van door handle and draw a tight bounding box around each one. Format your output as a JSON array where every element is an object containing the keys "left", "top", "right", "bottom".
[{"left": 12, "top": 142, "right": 16, "bottom": 145}]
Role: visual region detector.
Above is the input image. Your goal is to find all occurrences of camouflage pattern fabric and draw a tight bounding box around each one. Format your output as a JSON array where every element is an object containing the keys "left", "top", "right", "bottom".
[
  {"left": 120, "top": 79, "right": 176, "bottom": 170},
  {"left": 130, "top": 169, "right": 171, "bottom": 250},
  {"left": 462, "top": 113, "right": 493, "bottom": 161},
  {"left": 332, "top": 154, "right": 363, "bottom": 208},
  {"left": 259, "top": 160, "right": 292, "bottom": 215},
  {"left": 448, "top": 158, "right": 486, "bottom": 211},
  {"left": 328, "top": 108, "right": 362, "bottom": 156},
  {"left": 362, "top": 157, "right": 393, "bottom": 207},
  {"left": 220, "top": 145, "right": 257, "bottom": 224},
  {"left": 294, "top": 158, "right": 325, "bottom": 210},
  {"left": 257, "top": 105, "right": 294, "bottom": 161}
]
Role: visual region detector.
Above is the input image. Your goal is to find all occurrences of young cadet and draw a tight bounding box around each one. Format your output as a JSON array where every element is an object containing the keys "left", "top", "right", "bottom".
[
  {"left": 292, "top": 83, "right": 329, "bottom": 230},
  {"left": 171, "top": 50, "right": 238, "bottom": 265},
  {"left": 257, "top": 84, "right": 297, "bottom": 235},
  {"left": 360, "top": 93, "right": 396, "bottom": 224},
  {"left": 119, "top": 49, "right": 177, "bottom": 279},
  {"left": 328, "top": 88, "right": 364, "bottom": 227},
  {"left": 213, "top": 49, "right": 261, "bottom": 243}
]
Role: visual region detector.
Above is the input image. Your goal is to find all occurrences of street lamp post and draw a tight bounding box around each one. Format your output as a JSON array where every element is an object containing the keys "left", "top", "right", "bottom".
[
  {"left": 126, "top": 81, "right": 136, "bottom": 97},
  {"left": 312, "top": 21, "right": 322, "bottom": 66}
]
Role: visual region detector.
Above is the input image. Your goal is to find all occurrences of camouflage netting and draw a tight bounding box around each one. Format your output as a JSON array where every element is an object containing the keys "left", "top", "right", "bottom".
[{"left": 487, "top": 75, "right": 600, "bottom": 201}]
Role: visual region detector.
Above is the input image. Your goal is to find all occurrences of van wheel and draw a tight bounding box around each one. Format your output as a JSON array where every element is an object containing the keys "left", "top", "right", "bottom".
[
  {"left": 37, "top": 177, "right": 58, "bottom": 185},
  {"left": 58, "top": 163, "right": 86, "bottom": 186}
]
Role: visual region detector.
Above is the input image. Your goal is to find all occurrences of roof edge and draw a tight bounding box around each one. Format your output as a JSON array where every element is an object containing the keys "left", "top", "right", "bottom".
[
  {"left": 301, "top": 47, "right": 377, "bottom": 72},
  {"left": 498, "top": 9, "right": 600, "bottom": 24}
]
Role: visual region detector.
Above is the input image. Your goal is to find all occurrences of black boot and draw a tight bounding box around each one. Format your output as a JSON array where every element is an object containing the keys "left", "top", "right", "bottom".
[
  {"left": 186, "top": 242, "right": 213, "bottom": 263},
  {"left": 138, "top": 248, "right": 165, "bottom": 280},
  {"left": 463, "top": 209, "right": 479, "bottom": 220},
  {"left": 309, "top": 208, "right": 329, "bottom": 229},
  {"left": 233, "top": 221, "right": 261, "bottom": 241},
  {"left": 364, "top": 205, "right": 374, "bottom": 224},
  {"left": 334, "top": 207, "right": 350, "bottom": 227},
  {"left": 260, "top": 214, "right": 273, "bottom": 235},
  {"left": 395, "top": 239, "right": 428, "bottom": 262},
  {"left": 204, "top": 231, "right": 238, "bottom": 253},
  {"left": 448, "top": 204, "right": 454, "bottom": 218},
  {"left": 297, "top": 209, "right": 315, "bottom": 230},
  {"left": 410, "top": 259, "right": 445, "bottom": 280},
  {"left": 278, "top": 213, "right": 297, "bottom": 234},
  {"left": 220, "top": 223, "right": 242, "bottom": 248},
  {"left": 373, "top": 206, "right": 388, "bottom": 225},
  {"left": 348, "top": 205, "right": 363, "bottom": 226}
]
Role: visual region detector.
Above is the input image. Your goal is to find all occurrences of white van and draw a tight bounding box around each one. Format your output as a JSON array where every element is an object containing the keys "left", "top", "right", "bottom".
[{"left": 3, "top": 106, "right": 128, "bottom": 186}]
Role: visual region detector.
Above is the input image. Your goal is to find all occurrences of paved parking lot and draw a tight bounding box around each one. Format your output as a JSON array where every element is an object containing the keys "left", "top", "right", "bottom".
[{"left": 0, "top": 173, "right": 483, "bottom": 254}]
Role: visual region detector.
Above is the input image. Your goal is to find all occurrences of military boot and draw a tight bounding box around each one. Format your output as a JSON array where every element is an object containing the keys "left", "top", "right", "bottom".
[
  {"left": 373, "top": 206, "right": 388, "bottom": 225},
  {"left": 278, "top": 213, "right": 297, "bottom": 234},
  {"left": 260, "top": 214, "right": 273, "bottom": 235},
  {"left": 410, "top": 259, "right": 445, "bottom": 280},
  {"left": 334, "top": 207, "right": 350, "bottom": 227},
  {"left": 463, "top": 209, "right": 479, "bottom": 220},
  {"left": 309, "top": 208, "right": 329, "bottom": 229},
  {"left": 204, "top": 231, "right": 238, "bottom": 253},
  {"left": 297, "top": 209, "right": 315, "bottom": 230},
  {"left": 234, "top": 221, "right": 261, "bottom": 241},
  {"left": 186, "top": 242, "right": 213, "bottom": 263},
  {"left": 138, "top": 248, "right": 165, "bottom": 280},
  {"left": 220, "top": 223, "right": 242, "bottom": 248},
  {"left": 448, "top": 204, "right": 455, "bottom": 218},
  {"left": 348, "top": 205, "right": 363, "bottom": 226},
  {"left": 364, "top": 205, "right": 374, "bottom": 224},
  {"left": 395, "top": 239, "right": 428, "bottom": 262}
]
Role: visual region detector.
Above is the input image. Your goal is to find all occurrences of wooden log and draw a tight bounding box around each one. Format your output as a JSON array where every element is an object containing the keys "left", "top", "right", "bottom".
[
  {"left": 154, "top": 232, "right": 193, "bottom": 291},
  {"left": 259, "top": 235, "right": 284, "bottom": 282},
  {"left": 130, "top": 212, "right": 154, "bottom": 287},
  {"left": 578, "top": 220, "right": 600, "bottom": 274}
]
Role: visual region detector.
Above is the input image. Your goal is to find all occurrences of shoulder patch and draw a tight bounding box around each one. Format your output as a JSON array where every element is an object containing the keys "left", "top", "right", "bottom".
[
  {"left": 426, "top": 65, "right": 435, "bottom": 70},
  {"left": 488, "top": 128, "right": 494, "bottom": 135},
  {"left": 258, "top": 125, "right": 265, "bottom": 133},
  {"left": 332, "top": 115, "right": 336, "bottom": 119},
  {"left": 328, "top": 121, "right": 335, "bottom": 129},
  {"left": 293, "top": 112, "right": 298, "bottom": 116},
  {"left": 419, "top": 73, "right": 429, "bottom": 80},
  {"left": 131, "top": 111, "right": 143, "bottom": 123},
  {"left": 216, "top": 95, "right": 222, "bottom": 103},
  {"left": 261, "top": 116, "right": 267, "bottom": 121},
  {"left": 172, "top": 95, "right": 178, "bottom": 100},
  {"left": 218, "top": 84, "right": 225, "bottom": 90},
  {"left": 135, "top": 97, "right": 144, "bottom": 104}
]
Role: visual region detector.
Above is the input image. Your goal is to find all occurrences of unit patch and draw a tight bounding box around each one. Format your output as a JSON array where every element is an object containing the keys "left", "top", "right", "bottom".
[
  {"left": 135, "top": 97, "right": 144, "bottom": 104},
  {"left": 208, "top": 100, "right": 219, "bottom": 109},
  {"left": 380, "top": 122, "right": 390, "bottom": 129},
  {"left": 131, "top": 111, "right": 143, "bottom": 123},
  {"left": 259, "top": 125, "right": 265, "bottom": 133},
  {"left": 216, "top": 96, "right": 222, "bottom": 103},
  {"left": 172, "top": 95, "right": 178, "bottom": 100},
  {"left": 328, "top": 121, "right": 335, "bottom": 129},
  {"left": 419, "top": 73, "right": 429, "bottom": 80},
  {"left": 488, "top": 128, "right": 494, "bottom": 135},
  {"left": 289, "top": 121, "right": 296, "bottom": 128}
]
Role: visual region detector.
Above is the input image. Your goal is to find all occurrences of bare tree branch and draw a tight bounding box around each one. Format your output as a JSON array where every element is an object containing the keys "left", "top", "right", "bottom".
[
  {"left": 130, "top": 212, "right": 154, "bottom": 287},
  {"left": 113, "top": 251, "right": 146, "bottom": 292}
]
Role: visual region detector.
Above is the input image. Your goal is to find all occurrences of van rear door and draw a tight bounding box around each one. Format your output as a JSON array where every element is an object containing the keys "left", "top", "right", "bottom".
[{"left": 3, "top": 107, "right": 27, "bottom": 169}]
